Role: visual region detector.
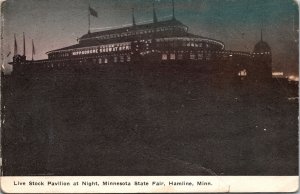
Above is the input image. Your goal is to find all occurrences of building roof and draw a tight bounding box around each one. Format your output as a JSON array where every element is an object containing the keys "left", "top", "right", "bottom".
[
  {"left": 253, "top": 40, "right": 271, "bottom": 53},
  {"left": 79, "top": 18, "right": 187, "bottom": 41},
  {"left": 46, "top": 18, "right": 224, "bottom": 54},
  {"left": 47, "top": 32, "right": 224, "bottom": 54},
  {"left": 253, "top": 30, "right": 271, "bottom": 53}
]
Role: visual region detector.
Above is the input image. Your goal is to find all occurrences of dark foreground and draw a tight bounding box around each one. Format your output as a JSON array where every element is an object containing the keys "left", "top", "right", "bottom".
[{"left": 1, "top": 65, "right": 298, "bottom": 175}]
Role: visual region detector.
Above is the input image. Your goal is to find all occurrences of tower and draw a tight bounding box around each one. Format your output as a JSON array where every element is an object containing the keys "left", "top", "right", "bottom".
[{"left": 251, "top": 29, "right": 272, "bottom": 82}]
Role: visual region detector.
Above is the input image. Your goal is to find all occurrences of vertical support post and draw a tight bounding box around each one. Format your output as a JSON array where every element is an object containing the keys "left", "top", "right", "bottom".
[
  {"left": 172, "top": 0, "right": 175, "bottom": 19},
  {"left": 23, "top": 32, "right": 26, "bottom": 56},
  {"left": 153, "top": 2, "right": 158, "bottom": 23},
  {"left": 88, "top": 4, "right": 91, "bottom": 33},
  {"left": 132, "top": 8, "right": 136, "bottom": 26},
  {"left": 14, "top": 34, "right": 17, "bottom": 56}
]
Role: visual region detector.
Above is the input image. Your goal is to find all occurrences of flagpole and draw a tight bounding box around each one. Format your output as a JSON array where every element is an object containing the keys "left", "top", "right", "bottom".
[
  {"left": 23, "top": 32, "right": 26, "bottom": 56},
  {"left": 14, "top": 34, "right": 17, "bottom": 56},
  {"left": 88, "top": 4, "right": 91, "bottom": 33},
  {"left": 32, "top": 39, "right": 34, "bottom": 61}
]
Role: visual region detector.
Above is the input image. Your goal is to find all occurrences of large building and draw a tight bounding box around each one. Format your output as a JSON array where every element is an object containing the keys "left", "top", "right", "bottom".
[{"left": 10, "top": 3, "right": 271, "bottom": 82}]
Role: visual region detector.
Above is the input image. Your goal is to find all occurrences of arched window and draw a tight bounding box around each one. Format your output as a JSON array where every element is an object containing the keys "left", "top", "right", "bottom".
[
  {"left": 170, "top": 53, "right": 176, "bottom": 60},
  {"left": 120, "top": 56, "right": 124, "bottom": 63},
  {"left": 190, "top": 53, "right": 195, "bottom": 60},
  {"left": 114, "top": 56, "right": 118, "bottom": 63},
  {"left": 126, "top": 55, "right": 131, "bottom": 62},
  {"left": 238, "top": 69, "right": 247, "bottom": 77},
  {"left": 162, "top": 54, "right": 168, "bottom": 60}
]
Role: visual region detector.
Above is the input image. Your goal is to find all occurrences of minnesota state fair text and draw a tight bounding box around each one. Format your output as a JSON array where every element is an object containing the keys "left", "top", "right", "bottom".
[{"left": 14, "top": 180, "right": 212, "bottom": 187}]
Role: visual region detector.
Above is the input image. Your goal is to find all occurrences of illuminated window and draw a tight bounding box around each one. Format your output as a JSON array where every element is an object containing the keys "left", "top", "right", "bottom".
[
  {"left": 99, "top": 58, "right": 102, "bottom": 64},
  {"left": 170, "top": 53, "right": 176, "bottom": 60},
  {"left": 190, "top": 53, "right": 195, "bottom": 60},
  {"left": 114, "top": 56, "right": 118, "bottom": 63},
  {"left": 104, "top": 58, "right": 108, "bottom": 63},
  {"left": 238, "top": 69, "right": 247, "bottom": 77},
  {"left": 162, "top": 54, "right": 168, "bottom": 60},
  {"left": 120, "top": 56, "right": 124, "bottom": 62},
  {"left": 126, "top": 55, "right": 131, "bottom": 62}
]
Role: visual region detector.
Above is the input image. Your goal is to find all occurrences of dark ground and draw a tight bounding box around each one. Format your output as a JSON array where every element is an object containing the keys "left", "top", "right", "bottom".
[{"left": 1, "top": 65, "right": 298, "bottom": 176}]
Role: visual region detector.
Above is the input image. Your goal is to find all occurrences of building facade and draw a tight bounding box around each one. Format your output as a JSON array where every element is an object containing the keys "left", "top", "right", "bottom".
[{"left": 10, "top": 5, "right": 271, "bottom": 82}]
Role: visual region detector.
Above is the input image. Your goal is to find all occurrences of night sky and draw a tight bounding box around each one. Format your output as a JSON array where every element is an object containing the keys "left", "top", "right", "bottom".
[{"left": 2, "top": 0, "right": 299, "bottom": 76}]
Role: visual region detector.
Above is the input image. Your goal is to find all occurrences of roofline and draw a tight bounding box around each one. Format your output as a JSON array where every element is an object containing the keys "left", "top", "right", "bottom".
[
  {"left": 46, "top": 36, "right": 225, "bottom": 55},
  {"left": 46, "top": 41, "right": 132, "bottom": 54},
  {"left": 79, "top": 18, "right": 188, "bottom": 41}
]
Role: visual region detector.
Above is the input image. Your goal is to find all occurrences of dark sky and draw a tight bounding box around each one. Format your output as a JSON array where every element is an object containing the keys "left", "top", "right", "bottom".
[{"left": 2, "top": 0, "right": 299, "bottom": 76}]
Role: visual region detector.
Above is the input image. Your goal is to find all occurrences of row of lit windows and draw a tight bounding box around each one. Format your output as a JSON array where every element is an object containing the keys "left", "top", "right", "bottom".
[
  {"left": 82, "top": 26, "right": 187, "bottom": 42},
  {"left": 89, "top": 55, "right": 131, "bottom": 64},
  {"left": 215, "top": 51, "right": 251, "bottom": 57},
  {"left": 161, "top": 50, "right": 211, "bottom": 54},
  {"left": 253, "top": 52, "right": 271, "bottom": 55},
  {"left": 71, "top": 45, "right": 131, "bottom": 56},
  {"left": 161, "top": 53, "right": 211, "bottom": 61},
  {"left": 41, "top": 55, "right": 131, "bottom": 68},
  {"left": 50, "top": 46, "right": 252, "bottom": 59},
  {"left": 49, "top": 46, "right": 132, "bottom": 58},
  {"left": 156, "top": 38, "right": 225, "bottom": 49},
  {"left": 72, "top": 48, "right": 98, "bottom": 55},
  {"left": 51, "top": 52, "right": 70, "bottom": 58},
  {"left": 157, "top": 41, "right": 208, "bottom": 48}
]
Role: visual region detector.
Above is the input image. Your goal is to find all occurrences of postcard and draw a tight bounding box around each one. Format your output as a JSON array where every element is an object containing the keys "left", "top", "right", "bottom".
[{"left": 0, "top": 0, "right": 298, "bottom": 193}]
